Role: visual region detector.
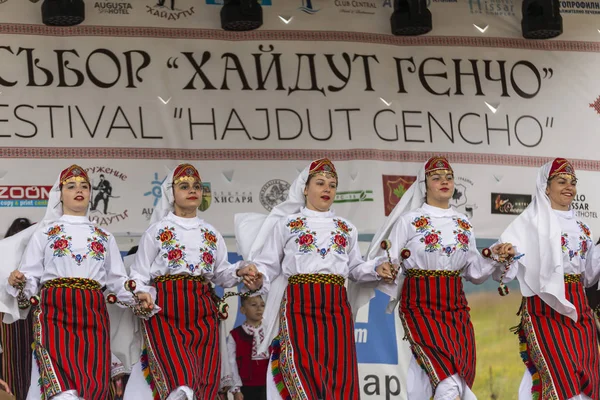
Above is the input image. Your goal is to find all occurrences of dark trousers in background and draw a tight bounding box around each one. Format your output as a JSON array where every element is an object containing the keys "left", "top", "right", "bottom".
[{"left": 241, "top": 386, "right": 267, "bottom": 400}]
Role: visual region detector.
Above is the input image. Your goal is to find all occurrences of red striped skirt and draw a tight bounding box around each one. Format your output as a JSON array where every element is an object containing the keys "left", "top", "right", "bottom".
[
  {"left": 1, "top": 313, "right": 34, "bottom": 400},
  {"left": 399, "top": 274, "right": 476, "bottom": 390},
  {"left": 518, "top": 279, "right": 600, "bottom": 399},
  {"left": 271, "top": 275, "right": 359, "bottom": 400},
  {"left": 142, "top": 278, "right": 220, "bottom": 400},
  {"left": 33, "top": 285, "right": 111, "bottom": 400}
]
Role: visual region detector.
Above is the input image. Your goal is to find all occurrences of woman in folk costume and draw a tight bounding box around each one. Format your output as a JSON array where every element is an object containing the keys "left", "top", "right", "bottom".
[
  {"left": 1, "top": 218, "right": 34, "bottom": 400},
  {"left": 499, "top": 158, "right": 600, "bottom": 400},
  {"left": 124, "top": 163, "right": 261, "bottom": 400},
  {"left": 235, "top": 158, "right": 395, "bottom": 400},
  {"left": 2, "top": 165, "right": 132, "bottom": 400},
  {"left": 351, "top": 156, "right": 515, "bottom": 400}
]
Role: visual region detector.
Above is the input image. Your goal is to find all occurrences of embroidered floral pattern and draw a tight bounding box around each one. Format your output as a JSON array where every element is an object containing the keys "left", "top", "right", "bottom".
[
  {"left": 45, "top": 224, "right": 109, "bottom": 266},
  {"left": 411, "top": 215, "right": 472, "bottom": 256},
  {"left": 453, "top": 218, "right": 472, "bottom": 252},
  {"left": 157, "top": 226, "right": 188, "bottom": 269},
  {"left": 156, "top": 227, "right": 177, "bottom": 249},
  {"left": 578, "top": 221, "right": 592, "bottom": 260},
  {"left": 561, "top": 233, "right": 569, "bottom": 254},
  {"left": 286, "top": 217, "right": 352, "bottom": 259},
  {"left": 198, "top": 228, "right": 218, "bottom": 272}
]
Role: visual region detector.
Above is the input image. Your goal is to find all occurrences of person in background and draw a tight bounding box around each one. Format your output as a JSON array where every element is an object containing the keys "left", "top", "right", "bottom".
[
  {"left": 0, "top": 218, "right": 33, "bottom": 400},
  {"left": 227, "top": 295, "right": 268, "bottom": 400}
]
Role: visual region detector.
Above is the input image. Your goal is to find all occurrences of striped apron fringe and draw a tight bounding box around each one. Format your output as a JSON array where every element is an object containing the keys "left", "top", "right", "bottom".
[
  {"left": 271, "top": 274, "right": 359, "bottom": 400},
  {"left": 141, "top": 276, "right": 220, "bottom": 400},
  {"left": 399, "top": 270, "right": 476, "bottom": 391},
  {"left": 515, "top": 274, "right": 600, "bottom": 400},
  {"left": 33, "top": 278, "right": 111, "bottom": 400}
]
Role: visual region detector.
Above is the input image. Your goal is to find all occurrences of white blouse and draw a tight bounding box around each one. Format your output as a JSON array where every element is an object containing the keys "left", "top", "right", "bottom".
[
  {"left": 546, "top": 210, "right": 598, "bottom": 287},
  {"left": 6, "top": 214, "right": 130, "bottom": 377},
  {"left": 387, "top": 203, "right": 502, "bottom": 283},
  {"left": 254, "top": 207, "right": 384, "bottom": 285},
  {"left": 8, "top": 215, "right": 131, "bottom": 301},
  {"left": 129, "top": 212, "right": 242, "bottom": 297}
]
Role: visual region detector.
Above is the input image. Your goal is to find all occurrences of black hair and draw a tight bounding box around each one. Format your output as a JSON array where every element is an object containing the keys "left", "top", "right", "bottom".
[
  {"left": 127, "top": 245, "right": 139, "bottom": 256},
  {"left": 5, "top": 218, "right": 32, "bottom": 238}
]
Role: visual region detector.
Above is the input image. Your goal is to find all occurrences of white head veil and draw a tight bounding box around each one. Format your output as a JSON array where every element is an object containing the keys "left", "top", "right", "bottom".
[
  {"left": 235, "top": 164, "right": 312, "bottom": 352},
  {"left": 500, "top": 159, "right": 577, "bottom": 321},
  {"left": 348, "top": 161, "right": 427, "bottom": 316}
]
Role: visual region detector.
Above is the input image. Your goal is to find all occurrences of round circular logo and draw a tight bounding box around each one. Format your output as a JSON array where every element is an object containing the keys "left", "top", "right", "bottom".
[{"left": 260, "top": 179, "right": 290, "bottom": 211}]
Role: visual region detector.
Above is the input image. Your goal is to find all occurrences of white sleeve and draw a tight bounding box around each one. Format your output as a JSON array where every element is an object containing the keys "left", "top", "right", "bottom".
[
  {"left": 7, "top": 232, "right": 44, "bottom": 299},
  {"left": 585, "top": 241, "right": 600, "bottom": 288},
  {"left": 227, "top": 334, "right": 243, "bottom": 393},
  {"left": 251, "top": 220, "right": 286, "bottom": 294},
  {"left": 347, "top": 225, "right": 384, "bottom": 283},
  {"left": 104, "top": 236, "right": 135, "bottom": 304},
  {"left": 211, "top": 231, "right": 243, "bottom": 289},
  {"left": 129, "top": 229, "right": 159, "bottom": 299},
  {"left": 463, "top": 233, "right": 517, "bottom": 285}
]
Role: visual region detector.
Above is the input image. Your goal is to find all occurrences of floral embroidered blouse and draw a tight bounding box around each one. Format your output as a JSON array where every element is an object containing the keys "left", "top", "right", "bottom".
[
  {"left": 387, "top": 203, "right": 500, "bottom": 283},
  {"left": 6, "top": 214, "right": 130, "bottom": 377},
  {"left": 129, "top": 212, "right": 242, "bottom": 297},
  {"left": 254, "top": 207, "right": 385, "bottom": 284},
  {"left": 544, "top": 209, "right": 598, "bottom": 287},
  {"left": 9, "top": 215, "right": 131, "bottom": 300}
]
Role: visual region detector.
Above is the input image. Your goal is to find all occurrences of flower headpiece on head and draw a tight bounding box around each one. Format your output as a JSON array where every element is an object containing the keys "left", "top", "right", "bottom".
[
  {"left": 59, "top": 165, "right": 89, "bottom": 187},
  {"left": 173, "top": 164, "right": 201, "bottom": 185},
  {"left": 424, "top": 156, "right": 453, "bottom": 176},
  {"left": 548, "top": 158, "right": 576, "bottom": 180},
  {"left": 309, "top": 158, "right": 337, "bottom": 181}
]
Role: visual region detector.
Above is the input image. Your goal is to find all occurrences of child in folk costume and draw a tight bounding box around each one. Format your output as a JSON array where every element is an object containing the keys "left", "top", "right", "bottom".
[
  {"left": 2, "top": 165, "right": 132, "bottom": 400},
  {"left": 498, "top": 158, "right": 600, "bottom": 400},
  {"left": 226, "top": 295, "right": 268, "bottom": 400},
  {"left": 352, "top": 156, "right": 514, "bottom": 400},
  {"left": 235, "top": 158, "right": 394, "bottom": 400},
  {"left": 123, "top": 163, "right": 261, "bottom": 400}
]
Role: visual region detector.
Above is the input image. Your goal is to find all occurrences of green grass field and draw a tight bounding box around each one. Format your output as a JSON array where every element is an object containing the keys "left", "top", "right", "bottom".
[{"left": 468, "top": 291, "right": 524, "bottom": 399}]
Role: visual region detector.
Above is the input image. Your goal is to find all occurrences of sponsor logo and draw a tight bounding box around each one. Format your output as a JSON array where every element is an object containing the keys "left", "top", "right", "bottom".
[
  {"left": 491, "top": 193, "right": 532, "bottom": 215},
  {"left": 334, "top": 190, "right": 374, "bottom": 204},
  {"left": 299, "top": 0, "right": 321, "bottom": 14},
  {"left": 560, "top": 0, "right": 600, "bottom": 14},
  {"left": 335, "top": 0, "right": 377, "bottom": 15},
  {"left": 382, "top": 175, "right": 416, "bottom": 216},
  {"left": 469, "top": 0, "right": 515, "bottom": 16},
  {"left": 0, "top": 186, "right": 52, "bottom": 207},
  {"left": 451, "top": 176, "right": 477, "bottom": 218},
  {"left": 94, "top": 0, "right": 133, "bottom": 15},
  {"left": 87, "top": 166, "right": 129, "bottom": 226},
  {"left": 260, "top": 179, "right": 290, "bottom": 211},
  {"left": 213, "top": 191, "right": 253, "bottom": 205},
  {"left": 198, "top": 183, "right": 212, "bottom": 212},
  {"left": 572, "top": 193, "right": 598, "bottom": 219},
  {"left": 146, "top": 0, "right": 195, "bottom": 20}
]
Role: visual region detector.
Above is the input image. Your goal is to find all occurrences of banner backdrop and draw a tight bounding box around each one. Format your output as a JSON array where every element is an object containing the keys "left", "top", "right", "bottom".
[{"left": 0, "top": 1, "right": 599, "bottom": 398}]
